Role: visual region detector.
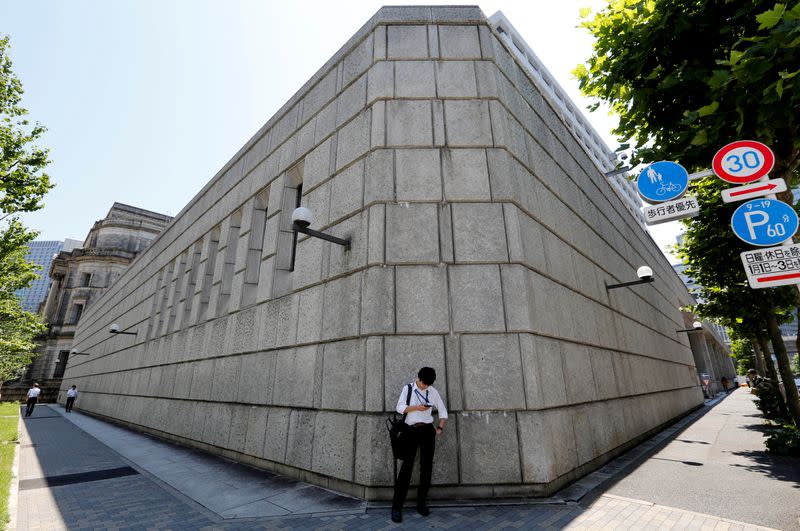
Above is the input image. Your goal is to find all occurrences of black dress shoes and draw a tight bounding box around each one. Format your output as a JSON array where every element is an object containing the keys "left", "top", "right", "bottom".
[
  {"left": 391, "top": 509, "right": 402, "bottom": 523},
  {"left": 417, "top": 505, "right": 431, "bottom": 516}
]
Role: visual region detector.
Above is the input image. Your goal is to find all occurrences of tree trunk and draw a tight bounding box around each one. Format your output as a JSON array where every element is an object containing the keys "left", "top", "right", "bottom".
[
  {"left": 766, "top": 310, "right": 800, "bottom": 426},
  {"left": 752, "top": 337, "right": 766, "bottom": 374},
  {"left": 757, "top": 336, "right": 780, "bottom": 383}
]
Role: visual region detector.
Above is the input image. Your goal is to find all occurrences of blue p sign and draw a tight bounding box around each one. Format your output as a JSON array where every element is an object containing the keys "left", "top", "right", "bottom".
[{"left": 731, "top": 199, "right": 799, "bottom": 246}]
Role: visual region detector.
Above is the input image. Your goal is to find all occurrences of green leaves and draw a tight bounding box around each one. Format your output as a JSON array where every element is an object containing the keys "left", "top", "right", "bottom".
[{"left": 757, "top": 3, "right": 786, "bottom": 30}]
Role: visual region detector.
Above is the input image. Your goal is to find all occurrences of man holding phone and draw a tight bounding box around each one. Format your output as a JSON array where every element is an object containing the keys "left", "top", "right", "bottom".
[{"left": 390, "top": 367, "right": 448, "bottom": 523}]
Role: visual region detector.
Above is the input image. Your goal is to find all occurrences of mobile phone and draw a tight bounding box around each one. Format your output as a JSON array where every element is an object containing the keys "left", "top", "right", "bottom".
[{"left": 422, "top": 404, "right": 432, "bottom": 408}]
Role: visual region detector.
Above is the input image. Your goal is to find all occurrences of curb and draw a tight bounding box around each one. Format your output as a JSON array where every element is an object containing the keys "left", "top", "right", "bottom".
[{"left": 5, "top": 409, "right": 22, "bottom": 531}]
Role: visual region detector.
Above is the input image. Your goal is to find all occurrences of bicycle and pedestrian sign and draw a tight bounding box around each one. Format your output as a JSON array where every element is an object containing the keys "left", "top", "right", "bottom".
[
  {"left": 730, "top": 199, "right": 798, "bottom": 247},
  {"left": 636, "top": 161, "right": 689, "bottom": 203},
  {"left": 713, "top": 140, "right": 775, "bottom": 184}
]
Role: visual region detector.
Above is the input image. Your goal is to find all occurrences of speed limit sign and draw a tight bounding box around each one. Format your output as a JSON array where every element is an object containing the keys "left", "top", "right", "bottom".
[{"left": 712, "top": 140, "right": 775, "bottom": 184}]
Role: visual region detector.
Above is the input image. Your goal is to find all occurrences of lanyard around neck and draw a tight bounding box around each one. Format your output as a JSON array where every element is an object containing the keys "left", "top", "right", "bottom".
[{"left": 414, "top": 388, "right": 429, "bottom": 405}]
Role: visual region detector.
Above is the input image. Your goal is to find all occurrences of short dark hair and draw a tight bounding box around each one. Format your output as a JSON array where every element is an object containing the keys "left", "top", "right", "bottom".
[
  {"left": 71, "top": 385, "right": 76, "bottom": 389},
  {"left": 747, "top": 368, "right": 757, "bottom": 374},
  {"left": 418, "top": 367, "right": 436, "bottom": 385}
]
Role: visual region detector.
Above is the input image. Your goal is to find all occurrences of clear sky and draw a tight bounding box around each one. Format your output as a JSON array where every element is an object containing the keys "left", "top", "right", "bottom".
[{"left": 3, "top": 0, "right": 682, "bottom": 261}]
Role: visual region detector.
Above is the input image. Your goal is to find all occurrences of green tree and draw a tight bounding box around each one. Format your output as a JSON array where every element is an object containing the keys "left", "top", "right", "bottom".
[
  {"left": 730, "top": 338, "right": 755, "bottom": 375},
  {"left": 576, "top": 0, "right": 800, "bottom": 425},
  {"left": 0, "top": 35, "right": 52, "bottom": 383}
]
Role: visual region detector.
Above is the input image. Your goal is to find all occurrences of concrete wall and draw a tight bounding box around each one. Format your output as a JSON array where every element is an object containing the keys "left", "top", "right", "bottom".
[{"left": 61, "top": 6, "right": 703, "bottom": 500}]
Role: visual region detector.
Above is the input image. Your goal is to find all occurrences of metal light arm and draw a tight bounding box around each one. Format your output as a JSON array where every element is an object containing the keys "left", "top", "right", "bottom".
[
  {"left": 293, "top": 223, "right": 351, "bottom": 250},
  {"left": 110, "top": 330, "right": 137, "bottom": 336},
  {"left": 676, "top": 328, "right": 703, "bottom": 333},
  {"left": 605, "top": 277, "right": 654, "bottom": 290}
]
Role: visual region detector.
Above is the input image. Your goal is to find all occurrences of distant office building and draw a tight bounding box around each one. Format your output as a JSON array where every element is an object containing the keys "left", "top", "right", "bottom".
[{"left": 15, "top": 239, "right": 82, "bottom": 313}]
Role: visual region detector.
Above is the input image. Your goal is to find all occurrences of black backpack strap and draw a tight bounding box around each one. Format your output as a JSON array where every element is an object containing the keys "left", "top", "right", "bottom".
[{"left": 402, "top": 383, "right": 412, "bottom": 421}]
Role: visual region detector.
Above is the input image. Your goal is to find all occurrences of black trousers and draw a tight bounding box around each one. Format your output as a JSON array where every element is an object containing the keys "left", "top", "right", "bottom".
[
  {"left": 25, "top": 397, "right": 37, "bottom": 417},
  {"left": 392, "top": 424, "right": 435, "bottom": 510},
  {"left": 65, "top": 397, "right": 75, "bottom": 412}
]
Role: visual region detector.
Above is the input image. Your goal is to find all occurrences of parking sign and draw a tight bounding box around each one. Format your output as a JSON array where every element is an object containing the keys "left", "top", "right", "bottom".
[{"left": 730, "top": 199, "right": 799, "bottom": 246}]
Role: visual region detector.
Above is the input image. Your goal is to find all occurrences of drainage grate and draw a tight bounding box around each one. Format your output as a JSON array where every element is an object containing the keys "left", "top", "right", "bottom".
[{"left": 20, "top": 466, "right": 139, "bottom": 490}]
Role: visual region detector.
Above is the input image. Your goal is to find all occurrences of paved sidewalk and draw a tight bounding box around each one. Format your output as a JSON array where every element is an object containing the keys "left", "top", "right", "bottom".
[{"left": 12, "top": 390, "right": 793, "bottom": 530}]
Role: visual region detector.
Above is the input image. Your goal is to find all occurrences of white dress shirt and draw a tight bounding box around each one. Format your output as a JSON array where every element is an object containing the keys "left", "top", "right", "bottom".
[
  {"left": 27, "top": 388, "right": 41, "bottom": 398},
  {"left": 396, "top": 382, "right": 448, "bottom": 425},
  {"left": 67, "top": 389, "right": 78, "bottom": 398}
]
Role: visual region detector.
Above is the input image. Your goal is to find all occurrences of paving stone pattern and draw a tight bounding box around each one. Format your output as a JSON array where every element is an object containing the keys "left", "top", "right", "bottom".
[{"left": 13, "top": 399, "right": 783, "bottom": 530}]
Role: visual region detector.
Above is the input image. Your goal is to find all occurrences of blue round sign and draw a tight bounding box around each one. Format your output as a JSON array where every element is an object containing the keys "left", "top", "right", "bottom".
[
  {"left": 731, "top": 199, "right": 799, "bottom": 247},
  {"left": 636, "top": 161, "right": 689, "bottom": 203}
]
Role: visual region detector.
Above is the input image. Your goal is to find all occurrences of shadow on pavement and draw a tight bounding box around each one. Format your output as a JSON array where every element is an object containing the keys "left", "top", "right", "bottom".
[{"left": 729, "top": 450, "right": 800, "bottom": 488}]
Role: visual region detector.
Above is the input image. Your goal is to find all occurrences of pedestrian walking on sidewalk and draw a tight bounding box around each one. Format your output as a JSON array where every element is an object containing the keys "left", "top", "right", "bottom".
[
  {"left": 65, "top": 385, "right": 78, "bottom": 412},
  {"left": 24, "top": 383, "right": 41, "bottom": 417},
  {"left": 390, "top": 367, "right": 448, "bottom": 524},
  {"left": 721, "top": 376, "right": 730, "bottom": 394}
]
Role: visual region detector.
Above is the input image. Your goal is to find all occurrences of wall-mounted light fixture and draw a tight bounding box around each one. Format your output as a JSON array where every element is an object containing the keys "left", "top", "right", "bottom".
[
  {"left": 56, "top": 349, "right": 91, "bottom": 363},
  {"left": 292, "top": 207, "right": 351, "bottom": 250},
  {"left": 677, "top": 321, "right": 703, "bottom": 334},
  {"left": 109, "top": 323, "right": 137, "bottom": 336},
  {"left": 606, "top": 266, "right": 654, "bottom": 290}
]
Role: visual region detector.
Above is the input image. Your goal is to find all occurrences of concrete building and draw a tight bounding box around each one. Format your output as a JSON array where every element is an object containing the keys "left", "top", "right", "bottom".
[
  {"left": 15, "top": 239, "right": 81, "bottom": 313},
  {"left": 62, "top": 7, "right": 703, "bottom": 500},
  {"left": 2, "top": 204, "right": 171, "bottom": 402}
]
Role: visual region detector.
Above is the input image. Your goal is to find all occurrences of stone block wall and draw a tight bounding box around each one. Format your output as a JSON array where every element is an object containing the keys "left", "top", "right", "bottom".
[{"left": 61, "top": 6, "right": 703, "bottom": 500}]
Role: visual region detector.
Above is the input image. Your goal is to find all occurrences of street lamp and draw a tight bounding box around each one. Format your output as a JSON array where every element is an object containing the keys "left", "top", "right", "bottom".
[
  {"left": 109, "top": 323, "right": 137, "bottom": 336},
  {"left": 606, "top": 266, "right": 654, "bottom": 290},
  {"left": 677, "top": 321, "right": 703, "bottom": 334},
  {"left": 291, "top": 207, "right": 351, "bottom": 250}
]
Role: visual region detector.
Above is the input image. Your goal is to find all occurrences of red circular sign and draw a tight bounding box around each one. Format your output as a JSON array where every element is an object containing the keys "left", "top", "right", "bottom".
[{"left": 712, "top": 140, "right": 775, "bottom": 184}]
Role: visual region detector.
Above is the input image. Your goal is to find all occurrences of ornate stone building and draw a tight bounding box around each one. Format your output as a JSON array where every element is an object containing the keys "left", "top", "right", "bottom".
[
  {"left": 62, "top": 7, "right": 704, "bottom": 500},
  {"left": 3, "top": 203, "right": 171, "bottom": 401}
]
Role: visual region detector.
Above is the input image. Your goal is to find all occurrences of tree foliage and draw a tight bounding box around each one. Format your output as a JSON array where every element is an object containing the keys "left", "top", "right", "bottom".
[
  {"left": 730, "top": 337, "right": 756, "bottom": 375},
  {"left": 575, "top": 0, "right": 800, "bottom": 181},
  {"left": 0, "top": 35, "right": 51, "bottom": 383}
]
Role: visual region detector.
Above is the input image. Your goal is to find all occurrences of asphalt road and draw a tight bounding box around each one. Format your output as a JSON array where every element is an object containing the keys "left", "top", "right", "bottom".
[{"left": 603, "top": 388, "right": 800, "bottom": 530}]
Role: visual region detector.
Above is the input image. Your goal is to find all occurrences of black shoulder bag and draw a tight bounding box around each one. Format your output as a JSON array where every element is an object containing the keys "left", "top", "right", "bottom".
[{"left": 386, "top": 383, "right": 413, "bottom": 462}]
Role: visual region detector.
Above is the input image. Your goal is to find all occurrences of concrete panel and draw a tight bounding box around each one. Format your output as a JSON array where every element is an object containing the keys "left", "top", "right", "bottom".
[
  {"left": 336, "top": 109, "right": 371, "bottom": 170},
  {"left": 384, "top": 336, "right": 445, "bottom": 409},
  {"left": 396, "top": 149, "right": 441, "bottom": 201},
  {"left": 322, "top": 339, "right": 366, "bottom": 411},
  {"left": 264, "top": 408, "right": 290, "bottom": 462},
  {"left": 321, "top": 273, "right": 361, "bottom": 340},
  {"left": 210, "top": 356, "right": 241, "bottom": 403},
  {"left": 174, "top": 362, "right": 194, "bottom": 399},
  {"left": 285, "top": 409, "right": 316, "bottom": 470},
  {"left": 329, "top": 159, "right": 364, "bottom": 222},
  {"left": 365, "top": 337, "right": 384, "bottom": 412},
  {"left": 395, "top": 61, "right": 436, "bottom": 98},
  {"left": 312, "top": 411, "right": 356, "bottom": 481},
  {"left": 438, "top": 25, "right": 481, "bottom": 59},
  {"left": 367, "top": 61, "right": 393, "bottom": 103},
  {"left": 442, "top": 149, "right": 491, "bottom": 201},
  {"left": 461, "top": 334, "right": 525, "bottom": 410},
  {"left": 386, "top": 203, "right": 439, "bottom": 263},
  {"left": 189, "top": 359, "right": 214, "bottom": 401},
  {"left": 518, "top": 408, "right": 578, "bottom": 483},
  {"left": 444, "top": 100, "right": 492, "bottom": 147},
  {"left": 272, "top": 346, "right": 316, "bottom": 407},
  {"left": 367, "top": 204, "right": 385, "bottom": 265},
  {"left": 230, "top": 307, "right": 257, "bottom": 354},
  {"left": 361, "top": 266, "right": 394, "bottom": 334},
  {"left": 296, "top": 285, "right": 324, "bottom": 344},
  {"left": 387, "top": 100, "right": 432, "bottom": 147},
  {"left": 591, "top": 348, "right": 619, "bottom": 401},
  {"left": 229, "top": 404, "right": 250, "bottom": 454},
  {"left": 436, "top": 61, "right": 477, "bottom": 97},
  {"left": 396, "top": 265, "right": 449, "bottom": 333},
  {"left": 237, "top": 351, "right": 273, "bottom": 405},
  {"left": 243, "top": 406, "right": 269, "bottom": 458},
  {"left": 342, "top": 33, "right": 373, "bottom": 87},
  {"left": 387, "top": 26, "right": 429, "bottom": 59},
  {"left": 449, "top": 265, "right": 505, "bottom": 332},
  {"left": 365, "top": 149, "right": 394, "bottom": 204},
  {"left": 562, "top": 343, "right": 597, "bottom": 405},
  {"left": 452, "top": 203, "right": 508, "bottom": 262},
  {"left": 459, "top": 412, "right": 521, "bottom": 484},
  {"left": 355, "top": 415, "right": 394, "bottom": 485}
]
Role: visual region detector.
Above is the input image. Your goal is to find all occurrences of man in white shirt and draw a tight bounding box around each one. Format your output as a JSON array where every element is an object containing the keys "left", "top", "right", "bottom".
[
  {"left": 390, "top": 367, "right": 448, "bottom": 523},
  {"left": 65, "top": 385, "right": 78, "bottom": 413},
  {"left": 24, "top": 383, "right": 41, "bottom": 417}
]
